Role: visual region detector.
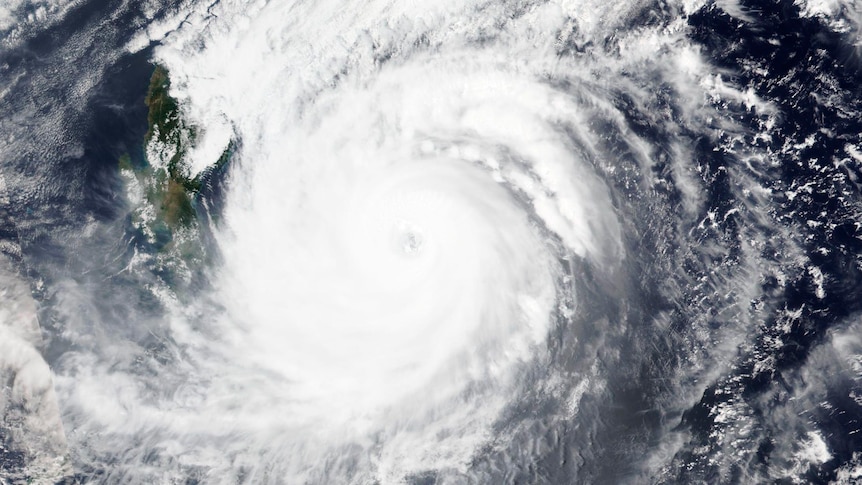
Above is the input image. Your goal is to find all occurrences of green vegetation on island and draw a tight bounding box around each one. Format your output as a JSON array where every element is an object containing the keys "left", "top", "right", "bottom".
[
  {"left": 143, "top": 66, "right": 200, "bottom": 227},
  {"left": 116, "top": 65, "right": 234, "bottom": 285}
]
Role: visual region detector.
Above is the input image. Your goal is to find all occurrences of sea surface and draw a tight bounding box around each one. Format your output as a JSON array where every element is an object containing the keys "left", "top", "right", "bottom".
[{"left": 3, "top": 0, "right": 862, "bottom": 483}]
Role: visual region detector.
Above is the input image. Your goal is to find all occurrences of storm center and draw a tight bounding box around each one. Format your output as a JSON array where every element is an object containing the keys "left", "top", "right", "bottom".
[{"left": 394, "top": 222, "right": 424, "bottom": 256}]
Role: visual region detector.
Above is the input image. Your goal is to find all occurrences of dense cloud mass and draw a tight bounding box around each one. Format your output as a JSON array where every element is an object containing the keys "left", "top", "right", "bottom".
[{"left": 3, "top": 0, "right": 862, "bottom": 483}]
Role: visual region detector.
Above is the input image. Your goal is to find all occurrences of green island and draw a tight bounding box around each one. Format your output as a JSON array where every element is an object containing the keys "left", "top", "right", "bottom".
[
  {"left": 117, "top": 65, "right": 233, "bottom": 279},
  {"left": 144, "top": 65, "right": 201, "bottom": 227}
]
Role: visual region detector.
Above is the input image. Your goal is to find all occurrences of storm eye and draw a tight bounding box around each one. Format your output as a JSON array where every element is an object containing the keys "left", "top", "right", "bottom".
[
  {"left": 394, "top": 222, "right": 424, "bottom": 256},
  {"left": 401, "top": 230, "right": 422, "bottom": 254}
]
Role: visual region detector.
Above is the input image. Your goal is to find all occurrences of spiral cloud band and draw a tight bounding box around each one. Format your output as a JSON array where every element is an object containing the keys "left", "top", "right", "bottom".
[
  {"left": 128, "top": 0, "right": 630, "bottom": 479},
  {"left": 182, "top": 10, "right": 628, "bottom": 476}
]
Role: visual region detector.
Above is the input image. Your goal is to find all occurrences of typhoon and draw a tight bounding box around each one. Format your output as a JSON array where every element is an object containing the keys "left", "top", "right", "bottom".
[{"left": 3, "top": 0, "right": 862, "bottom": 483}]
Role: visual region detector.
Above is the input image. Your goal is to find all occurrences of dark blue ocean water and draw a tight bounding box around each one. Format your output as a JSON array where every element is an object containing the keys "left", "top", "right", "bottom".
[{"left": 3, "top": 0, "right": 862, "bottom": 483}]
